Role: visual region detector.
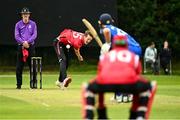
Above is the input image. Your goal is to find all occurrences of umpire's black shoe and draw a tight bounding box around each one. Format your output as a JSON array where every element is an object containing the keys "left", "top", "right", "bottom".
[
  {"left": 30, "top": 80, "right": 33, "bottom": 89},
  {"left": 16, "top": 86, "right": 21, "bottom": 89},
  {"left": 33, "top": 81, "right": 38, "bottom": 89},
  {"left": 30, "top": 80, "right": 38, "bottom": 89},
  {"left": 32, "top": 86, "right": 37, "bottom": 89},
  {"left": 30, "top": 86, "right": 37, "bottom": 89}
]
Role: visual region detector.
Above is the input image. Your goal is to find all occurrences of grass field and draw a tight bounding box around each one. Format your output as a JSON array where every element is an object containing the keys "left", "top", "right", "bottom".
[{"left": 0, "top": 72, "right": 180, "bottom": 119}]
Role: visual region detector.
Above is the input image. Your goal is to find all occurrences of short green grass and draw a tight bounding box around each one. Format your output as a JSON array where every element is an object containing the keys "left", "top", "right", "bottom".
[{"left": 0, "top": 73, "right": 180, "bottom": 119}]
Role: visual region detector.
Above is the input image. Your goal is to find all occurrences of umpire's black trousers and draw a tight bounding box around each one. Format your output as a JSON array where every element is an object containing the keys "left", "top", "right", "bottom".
[{"left": 16, "top": 45, "right": 36, "bottom": 87}]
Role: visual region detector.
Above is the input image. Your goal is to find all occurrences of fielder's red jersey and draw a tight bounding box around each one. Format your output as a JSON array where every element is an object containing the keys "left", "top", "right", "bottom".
[
  {"left": 58, "top": 29, "right": 85, "bottom": 49},
  {"left": 96, "top": 47, "right": 142, "bottom": 84}
]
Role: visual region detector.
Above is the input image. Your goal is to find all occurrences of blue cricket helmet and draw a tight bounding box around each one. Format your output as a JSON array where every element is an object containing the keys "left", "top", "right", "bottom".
[{"left": 98, "top": 13, "right": 114, "bottom": 25}]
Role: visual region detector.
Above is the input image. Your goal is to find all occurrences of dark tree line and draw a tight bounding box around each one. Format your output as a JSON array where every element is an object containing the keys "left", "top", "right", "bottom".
[{"left": 117, "top": 0, "right": 180, "bottom": 58}]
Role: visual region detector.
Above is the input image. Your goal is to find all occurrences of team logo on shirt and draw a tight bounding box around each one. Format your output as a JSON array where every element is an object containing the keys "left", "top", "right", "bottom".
[{"left": 29, "top": 25, "right": 32, "bottom": 29}]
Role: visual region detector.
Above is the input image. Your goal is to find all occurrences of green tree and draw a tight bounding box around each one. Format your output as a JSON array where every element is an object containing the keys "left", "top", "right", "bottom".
[{"left": 117, "top": 0, "right": 180, "bottom": 58}]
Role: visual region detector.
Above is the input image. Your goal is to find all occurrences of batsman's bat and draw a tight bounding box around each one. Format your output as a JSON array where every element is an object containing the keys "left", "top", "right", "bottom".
[{"left": 82, "top": 18, "right": 103, "bottom": 47}]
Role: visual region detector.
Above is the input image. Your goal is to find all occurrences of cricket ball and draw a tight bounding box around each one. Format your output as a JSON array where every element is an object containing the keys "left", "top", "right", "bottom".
[{"left": 66, "top": 44, "right": 70, "bottom": 49}]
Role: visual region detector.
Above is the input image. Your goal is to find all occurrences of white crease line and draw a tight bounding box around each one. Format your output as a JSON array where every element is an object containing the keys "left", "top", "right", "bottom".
[
  {"left": 0, "top": 74, "right": 94, "bottom": 78},
  {"left": 42, "top": 102, "right": 50, "bottom": 107},
  {"left": 0, "top": 75, "right": 15, "bottom": 78}
]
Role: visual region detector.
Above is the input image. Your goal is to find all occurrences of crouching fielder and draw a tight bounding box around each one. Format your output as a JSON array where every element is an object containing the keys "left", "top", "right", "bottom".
[{"left": 82, "top": 35, "right": 157, "bottom": 119}]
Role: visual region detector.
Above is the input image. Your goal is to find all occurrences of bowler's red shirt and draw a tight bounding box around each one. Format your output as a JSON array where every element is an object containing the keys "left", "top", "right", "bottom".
[
  {"left": 58, "top": 29, "right": 85, "bottom": 49},
  {"left": 96, "top": 47, "right": 142, "bottom": 84}
]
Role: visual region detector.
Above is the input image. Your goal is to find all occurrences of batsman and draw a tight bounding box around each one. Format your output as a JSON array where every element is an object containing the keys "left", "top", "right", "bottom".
[
  {"left": 82, "top": 35, "right": 157, "bottom": 119},
  {"left": 53, "top": 29, "right": 93, "bottom": 89},
  {"left": 98, "top": 13, "right": 142, "bottom": 102}
]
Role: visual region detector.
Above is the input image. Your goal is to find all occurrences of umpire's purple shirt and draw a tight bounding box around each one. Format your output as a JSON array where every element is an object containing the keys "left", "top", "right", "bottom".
[{"left": 15, "top": 20, "right": 37, "bottom": 45}]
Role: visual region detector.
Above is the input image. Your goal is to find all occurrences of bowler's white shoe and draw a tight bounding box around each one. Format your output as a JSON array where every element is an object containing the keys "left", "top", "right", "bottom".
[
  {"left": 63, "top": 77, "right": 72, "bottom": 87},
  {"left": 55, "top": 80, "right": 63, "bottom": 90}
]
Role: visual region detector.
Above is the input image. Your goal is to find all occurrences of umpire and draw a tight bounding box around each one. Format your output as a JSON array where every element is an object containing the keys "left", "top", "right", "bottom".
[{"left": 14, "top": 7, "right": 37, "bottom": 89}]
